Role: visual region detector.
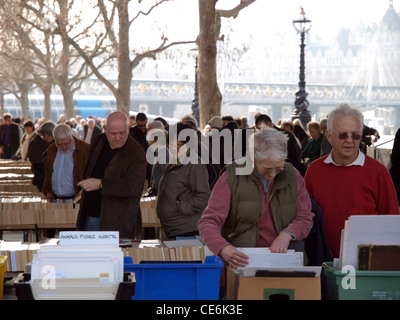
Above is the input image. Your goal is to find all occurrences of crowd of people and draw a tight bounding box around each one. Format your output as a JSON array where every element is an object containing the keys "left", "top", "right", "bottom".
[{"left": 0, "top": 103, "right": 399, "bottom": 279}]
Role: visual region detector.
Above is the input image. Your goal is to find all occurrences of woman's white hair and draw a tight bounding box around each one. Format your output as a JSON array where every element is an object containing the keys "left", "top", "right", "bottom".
[
  {"left": 146, "top": 128, "right": 167, "bottom": 143},
  {"left": 249, "top": 127, "right": 288, "bottom": 162}
]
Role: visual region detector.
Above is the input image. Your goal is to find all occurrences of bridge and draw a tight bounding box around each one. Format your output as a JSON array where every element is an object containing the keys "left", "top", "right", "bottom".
[{"left": 77, "top": 79, "right": 400, "bottom": 133}]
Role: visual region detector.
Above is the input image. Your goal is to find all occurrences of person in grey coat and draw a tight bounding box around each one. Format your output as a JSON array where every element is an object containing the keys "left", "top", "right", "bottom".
[{"left": 157, "top": 122, "right": 210, "bottom": 239}]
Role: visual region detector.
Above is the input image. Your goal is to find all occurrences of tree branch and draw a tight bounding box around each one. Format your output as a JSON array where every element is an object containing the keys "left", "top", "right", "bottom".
[
  {"left": 217, "top": 0, "right": 257, "bottom": 19},
  {"left": 131, "top": 39, "right": 196, "bottom": 70}
]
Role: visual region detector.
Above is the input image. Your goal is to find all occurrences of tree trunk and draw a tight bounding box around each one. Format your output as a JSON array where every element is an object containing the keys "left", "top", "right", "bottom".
[
  {"left": 197, "top": 0, "right": 222, "bottom": 129},
  {"left": 19, "top": 90, "right": 29, "bottom": 120},
  {"left": 0, "top": 92, "right": 3, "bottom": 116},
  {"left": 42, "top": 86, "right": 52, "bottom": 121},
  {"left": 117, "top": 0, "right": 132, "bottom": 116},
  {"left": 17, "top": 82, "right": 30, "bottom": 121},
  {"left": 60, "top": 86, "right": 74, "bottom": 120},
  {"left": 58, "top": 0, "right": 74, "bottom": 120}
]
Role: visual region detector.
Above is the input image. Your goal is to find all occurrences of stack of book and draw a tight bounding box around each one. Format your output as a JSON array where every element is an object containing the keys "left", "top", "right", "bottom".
[
  {"left": 139, "top": 196, "right": 159, "bottom": 224},
  {"left": 29, "top": 238, "right": 124, "bottom": 299},
  {"left": 233, "top": 247, "right": 321, "bottom": 277},
  {"left": 0, "top": 241, "right": 41, "bottom": 271},
  {"left": 124, "top": 238, "right": 208, "bottom": 263},
  {"left": 339, "top": 215, "right": 400, "bottom": 270}
]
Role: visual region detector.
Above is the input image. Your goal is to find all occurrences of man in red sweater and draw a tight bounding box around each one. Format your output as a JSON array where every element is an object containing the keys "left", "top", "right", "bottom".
[{"left": 305, "top": 103, "right": 399, "bottom": 259}]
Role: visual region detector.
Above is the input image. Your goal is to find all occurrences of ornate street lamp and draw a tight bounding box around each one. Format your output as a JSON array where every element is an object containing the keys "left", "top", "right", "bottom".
[
  {"left": 291, "top": 6, "right": 312, "bottom": 129},
  {"left": 191, "top": 56, "right": 200, "bottom": 125}
]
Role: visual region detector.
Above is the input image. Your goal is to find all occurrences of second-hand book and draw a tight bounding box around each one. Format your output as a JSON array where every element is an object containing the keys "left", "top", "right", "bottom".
[{"left": 358, "top": 244, "right": 400, "bottom": 271}]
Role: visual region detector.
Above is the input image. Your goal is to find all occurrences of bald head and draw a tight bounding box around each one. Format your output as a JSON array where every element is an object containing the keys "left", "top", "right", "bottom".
[{"left": 105, "top": 112, "right": 130, "bottom": 149}]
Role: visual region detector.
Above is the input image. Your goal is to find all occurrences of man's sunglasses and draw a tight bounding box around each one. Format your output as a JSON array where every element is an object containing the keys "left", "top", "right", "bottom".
[{"left": 337, "top": 132, "right": 362, "bottom": 140}]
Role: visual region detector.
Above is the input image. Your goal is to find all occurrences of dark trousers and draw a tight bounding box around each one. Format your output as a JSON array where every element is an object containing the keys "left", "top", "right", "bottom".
[{"left": 1, "top": 145, "right": 12, "bottom": 159}]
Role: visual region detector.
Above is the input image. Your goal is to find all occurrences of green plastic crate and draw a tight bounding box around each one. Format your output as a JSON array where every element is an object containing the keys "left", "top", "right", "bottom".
[{"left": 323, "top": 261, "right": 400, "bottom": 300}]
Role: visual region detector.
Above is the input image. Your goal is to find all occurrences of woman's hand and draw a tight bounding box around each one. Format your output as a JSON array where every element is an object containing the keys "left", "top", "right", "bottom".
[
  {"left": 269, "top": 231, "right": 292, "bottom": 253},
  {"left": 219, "top": 244, "right": 249, "bottom": 269}
]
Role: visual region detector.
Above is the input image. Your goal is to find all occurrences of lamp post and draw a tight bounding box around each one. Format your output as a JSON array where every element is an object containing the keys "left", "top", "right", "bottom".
[
  {"left": 191, "top": 56, "right": 200, "bottom": 125},
  {"left": 291, "top": 6, "right": 312, "bottom": 129}
]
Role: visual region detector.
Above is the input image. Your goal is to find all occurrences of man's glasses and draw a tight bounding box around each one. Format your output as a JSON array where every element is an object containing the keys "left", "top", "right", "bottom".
[
  {"left": 55, "top": 139, "right": 72, "bottom": 148},
  {"left": 336, "top": 132, "right": 362, "bottom": 140}
]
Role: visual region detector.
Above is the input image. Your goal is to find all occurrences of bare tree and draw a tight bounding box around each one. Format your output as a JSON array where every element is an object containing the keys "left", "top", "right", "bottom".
[
  {"left": 0, "top": 54, "right": 35, "bottom": 120},
  {"left": 0, "top": 0, "right": 254, "bottom": 125},
  {"left": 0, "top": 1, "right": 96, "bottom": 120},
  {"left": 17, "top": 0, "right": 96, "bottom": 120},
  {"left": 51, "top": 0, "right": 196, "bottom": 116},
  {"left": 0, "top": 4, "right": 36, "bottom": 120},
  {"left": 53, "top": 0, "right": 94, "bottom": 120},
  {"left": 197, "top": 0, "right": 256, "bottom": 128}
]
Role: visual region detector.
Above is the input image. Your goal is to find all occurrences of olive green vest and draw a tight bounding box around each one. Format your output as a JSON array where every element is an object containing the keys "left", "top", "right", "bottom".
[{"left": 222, "top": 160, "right": 297, "bottom": 247}]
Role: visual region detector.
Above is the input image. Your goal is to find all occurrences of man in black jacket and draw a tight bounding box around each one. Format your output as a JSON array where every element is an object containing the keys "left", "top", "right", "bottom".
[
  {"left": 28, "top": 121, "right": 56, "bottom": 191},
  {"left": 360, "top": 124, "right": 380, "bottom": 154},
  {"left": 0, "top": 113, "right": 21, "bottom": 159},
  {"left": 83, "top": 117, "right": 102, "bottom": 144},
  {"left": 130, "top": 112, "right": 151, "bottom": 184}
]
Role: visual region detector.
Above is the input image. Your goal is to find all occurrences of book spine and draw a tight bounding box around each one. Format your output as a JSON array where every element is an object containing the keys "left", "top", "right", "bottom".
[{"left": 358, "top": 246, "right": 370, "bottom": 270}]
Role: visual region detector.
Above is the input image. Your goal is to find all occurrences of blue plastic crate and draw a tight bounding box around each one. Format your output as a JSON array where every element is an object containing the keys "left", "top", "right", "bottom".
[{"left": 124, "top": 255, "right": 224, "bottom": 300}]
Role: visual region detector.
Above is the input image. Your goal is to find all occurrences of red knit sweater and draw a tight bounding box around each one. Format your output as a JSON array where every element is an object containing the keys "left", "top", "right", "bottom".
[{"left": 305, "top": 155, "right": 400, "bottom": 258}]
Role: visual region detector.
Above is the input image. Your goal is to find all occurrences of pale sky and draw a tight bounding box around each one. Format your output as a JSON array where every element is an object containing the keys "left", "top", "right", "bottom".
[
  {"left": 155, "top": 0, "right": 400, "bottom": 43},
  {"left": 133, "top": 0, "right": 400, "bottom": 81},
  {"left": 216, "top": 0, "right": 400, "bottom": 42}
]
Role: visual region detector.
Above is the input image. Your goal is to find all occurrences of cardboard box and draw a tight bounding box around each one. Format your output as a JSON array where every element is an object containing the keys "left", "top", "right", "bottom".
[{"left": 226, "top": 267, "right": 321, "bottom": 300}]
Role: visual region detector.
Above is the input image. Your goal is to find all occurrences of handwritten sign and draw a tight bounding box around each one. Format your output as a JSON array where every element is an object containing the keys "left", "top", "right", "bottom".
[{"left": 59, "top": 231, "right": 119, "bottom": 247}]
